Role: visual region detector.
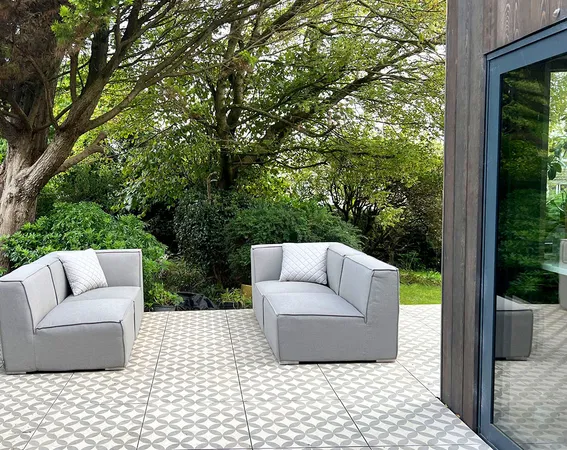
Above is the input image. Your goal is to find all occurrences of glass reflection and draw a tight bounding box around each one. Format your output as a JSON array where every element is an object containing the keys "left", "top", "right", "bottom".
[{"left": 494, "top": 56, "right": 567, "bottom": 448}]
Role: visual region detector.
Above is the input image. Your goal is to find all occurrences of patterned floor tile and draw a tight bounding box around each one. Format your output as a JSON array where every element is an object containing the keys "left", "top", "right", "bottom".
[
  {"left": 0, "top": 400, "right": 52, "bottom": 449},
  {"left": 150, "top": 369, "right": 242, "bottom": 404},
  {"left": 246, "top": 399, "right": 367, "bottom": 448},
  {"left": 26, "top": 400, "right": 145, "bottom": 449},
  {"left": 139, "top": 400, "right": 251, "bottom": 449},
  {"left": 321, "top": 362, "right": 434, "bottom": 405},
  {"left": 58, "top": 370, "right": 153, "bottom": 404},
  {"left": 0, "top": 372, "right": 71, "bottom": 403},
  {"left": 371, "top": 445, "right": 491, "bottom": 450},
  {"left": 344, "top": 397, "right": 485, "bottom": 447},
  {"left": 239, "top": 364, "right": 336, "bottom": 403},
  {"left": 521, "top": 444, "right": 567, "bottom": 449}
]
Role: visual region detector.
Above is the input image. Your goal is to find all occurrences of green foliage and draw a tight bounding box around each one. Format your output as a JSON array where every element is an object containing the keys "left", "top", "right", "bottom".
[
  {"left": 226, "top": 200, "right": 361, "bottom": 284},
  {"left": 52, "top": 0, "right": 120, "bottom": 45},
  {"left": 399, "top": 270, "right": 442, "bottom": 287},
  {"left": 174, "top": 191, "right": 245, "bottom": 284},
  {"left": 0, "top": 138, "right": 6, "bottom": 164},
  {"left": 1, "top": 202, "right": 169, "bottom": 308},
  {"left": 112, "top": 0, "right": 445, "bottom": 208},
  {"left": 159, "top": 257, "right": 206, "bottom": 293},
  {"left": 174, "top": 190, "right": 361, "bottom": 286},
  {"left": 37, "top": 158, "right": 123, "bottom": 216},
  {"left": 306, "top": 130, "right": 443, "bottom": 269},
  {"left": 220, "top": 288, "right": 252, "bottom": 309}
]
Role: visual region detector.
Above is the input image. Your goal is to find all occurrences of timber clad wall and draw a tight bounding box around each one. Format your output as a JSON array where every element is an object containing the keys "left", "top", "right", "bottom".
[{"left": 442, "top": 0, "right": 567, "bottom": 430}]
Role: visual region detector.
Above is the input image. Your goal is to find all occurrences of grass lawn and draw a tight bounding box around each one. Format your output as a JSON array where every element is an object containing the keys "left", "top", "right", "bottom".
[
  {"left": 400, "top": 283, "right": 441, "bottom": 305},
  {"left": 399, "top": 270, "right": 442, "bottom": 305}
]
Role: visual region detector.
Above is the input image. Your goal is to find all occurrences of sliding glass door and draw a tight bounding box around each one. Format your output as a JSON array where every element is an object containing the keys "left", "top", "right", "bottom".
[{"left": 480, "top": 27, "right": 567, "bottom": 449}]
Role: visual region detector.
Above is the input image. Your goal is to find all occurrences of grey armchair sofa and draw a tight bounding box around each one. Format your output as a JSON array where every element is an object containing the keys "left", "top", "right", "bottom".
[
  {"left": 0, "top": 249, "right": 143, "bottom": 374},
  {"left": 251, "top": 243, "right": 399, "bottom": 363}
]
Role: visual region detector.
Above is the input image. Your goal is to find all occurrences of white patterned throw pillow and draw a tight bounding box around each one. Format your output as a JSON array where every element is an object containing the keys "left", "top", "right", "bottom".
[
  {"left": 57, "top": 249, "right": 108, "bottom": 296},
  {"left": 279, "top": 242, "right": 329, "bottom": 285}
]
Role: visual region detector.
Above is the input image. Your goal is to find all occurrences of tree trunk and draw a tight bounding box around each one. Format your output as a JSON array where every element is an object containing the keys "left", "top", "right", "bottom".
[
  {"left": 0, "top": 132, "right": 77, "bottom": 271},
  {"left": 0, "top": 175, "right": 38, "bottom": 271},
  {"left": 218, "top": 145, "right": 237, "bottom": 190}
]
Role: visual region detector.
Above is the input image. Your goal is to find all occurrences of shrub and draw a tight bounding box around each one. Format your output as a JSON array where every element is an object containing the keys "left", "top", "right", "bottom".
[
  {"left": 160, "top": 257, "right": 206, "bottom": 292},
  {"left": 226, "top": 200, "right": 361, "bottom": 284},
  {"left": 175, "top": 198, "right": 230, "bottom": 282},
  {"left": 1, "top": 202, "right": 169, "bottom": 309},
  {"left": 174, "top": 190, "right": 250, "bottom": 284}
]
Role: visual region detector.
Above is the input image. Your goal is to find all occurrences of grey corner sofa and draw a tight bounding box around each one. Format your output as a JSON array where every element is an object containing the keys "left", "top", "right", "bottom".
[
  {"left": 0, "top": 249, "right": 143, "bottom": 374},
  {"left": 251, "top": 243, "right": 399, "bottom": 364}
]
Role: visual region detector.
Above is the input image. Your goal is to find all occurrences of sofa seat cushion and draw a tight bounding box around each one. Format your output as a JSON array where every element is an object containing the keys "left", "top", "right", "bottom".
[
  {"left": 64, "top": 286, "right": 140, "bottom": 302},
  {"left": 37, "top": 298, "right": 132, "bottom": 330},
  {"left": 254, "top": 281, "right": 334, "bottom": 330},
  {"left": 35, "top": 298, "right": 135, "bottom": 372},
  {"left": 265, "top": 293, "right": 364, "bottom": 318},
  {"left": 256, "top": 281, "right": 334, "bottom": 296},
  {"left": 64, "top": 286, "right": 143, "bottom": 335}
]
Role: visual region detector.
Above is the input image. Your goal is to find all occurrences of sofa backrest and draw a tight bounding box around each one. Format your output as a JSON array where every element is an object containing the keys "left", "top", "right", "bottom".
[
  {"left": 339, "top": 253, "right": 399, "bottom": 323},
  {"left": 326, "top": 243, "right": 364, "bottom": 294},
  {"left": 0, "top": 263, "right": 59, "bottom": 372},
  {"left": 251, "top": 244, "right": 283, "bottom": 284},
  {"left": 34, "top": 253, "right": 71, "bottom": 303}
]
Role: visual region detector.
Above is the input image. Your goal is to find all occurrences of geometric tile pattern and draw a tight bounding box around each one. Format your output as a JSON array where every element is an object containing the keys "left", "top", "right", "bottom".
[
  {"left": 0, "top": 305, "right": 491, "bottom": 449},
  {"left": 493, "top": 304, "right": 567, "bottom": 448}
]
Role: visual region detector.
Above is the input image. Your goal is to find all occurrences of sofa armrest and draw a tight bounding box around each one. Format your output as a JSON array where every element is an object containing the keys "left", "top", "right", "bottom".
[
  {"left": 339, "top": 254, "right": 399, "bottom": 323},
  {"left": 0, "top": 263, "right": 59, "bottom": 372},
  {"left": 95, "top": 249, "right": 143, "bottom": 288},
  {"left": 251, "top": 244, "right": 283, "bottom": 285}
]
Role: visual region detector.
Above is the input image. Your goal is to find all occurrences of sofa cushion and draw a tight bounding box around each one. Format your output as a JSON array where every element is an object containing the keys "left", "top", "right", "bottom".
[
  {"left": 339, "top": 254, "right": 398, "bottom": 316},
  {"left": 35, "top": 298, "right": 135, "bottom": 371},
  {"left": 256, "top": 280, "right": 334, "bottom": 296},
  {"left": 327, "top": 243, "right": 364, "bottom": 294},
  {"left": 34, "top": 253, "right": 71, "bottom": 303},
  {"left": 37, "top": 298, "right": 133, "bottom": 330},
  {"left": 279, "top": 243, "right": 329, "bottom": 285},
  {"left": 265, "top": 293, "right": 364, "bottom": 318},
  {"left": 64, "top": 286, "right": 143, "bottom": 335},
  {"left": 57, "top": 249, "right": 108, "bottom": 296}
]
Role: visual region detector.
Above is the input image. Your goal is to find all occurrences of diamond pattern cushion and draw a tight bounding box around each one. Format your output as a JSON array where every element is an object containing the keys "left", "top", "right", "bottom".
[
  {"left": 57, "top": 249, "right": 108, "bottom": 296},
  {"left": 279, "top": 243, "right": 329, "bottom": 285}
]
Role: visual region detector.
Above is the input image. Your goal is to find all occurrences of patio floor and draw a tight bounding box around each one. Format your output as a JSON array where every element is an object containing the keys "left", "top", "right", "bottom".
[{"left": 0, "top": 305, "right": 491, "bottom": 450}]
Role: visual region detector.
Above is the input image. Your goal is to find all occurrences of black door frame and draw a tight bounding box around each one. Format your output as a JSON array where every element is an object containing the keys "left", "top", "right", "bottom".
[{"left": 479, "top": 21, "right": 567, "bottom": 449}]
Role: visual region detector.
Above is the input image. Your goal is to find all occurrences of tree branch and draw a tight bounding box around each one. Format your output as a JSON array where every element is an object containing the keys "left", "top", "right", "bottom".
[
  {"left": 70, "top": 53, "right": 78, "bottom": 102},
  {"left": 55, "top": 132, "right": 107, "bottom": 175},
  {"left": 27, "top": 56, "right": 59, "bottom": 131}
]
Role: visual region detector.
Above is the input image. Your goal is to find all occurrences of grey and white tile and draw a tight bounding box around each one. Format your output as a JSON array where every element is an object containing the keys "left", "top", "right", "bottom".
[
  {"left": 246, "top": 399, "right": 367, "bottom": 448},
  {"left": 26, "top": 400, "right": 145, "bottom": 450},
  {"left": 139, "top": 400, "right": 251, "bottom": 449}
]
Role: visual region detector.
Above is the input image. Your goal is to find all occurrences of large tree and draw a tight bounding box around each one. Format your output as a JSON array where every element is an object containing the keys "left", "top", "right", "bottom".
[
  {"left": 112, "top": 0, "right": 445, "bottom": 204},
  {"left": 0, "top": 0, "right": 315, "bottom": 256}
]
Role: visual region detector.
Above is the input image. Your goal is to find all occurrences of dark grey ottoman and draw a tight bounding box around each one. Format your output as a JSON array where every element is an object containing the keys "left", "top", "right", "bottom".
[{"left": 495, "top": 296, "right": 533, "bottom": 360}]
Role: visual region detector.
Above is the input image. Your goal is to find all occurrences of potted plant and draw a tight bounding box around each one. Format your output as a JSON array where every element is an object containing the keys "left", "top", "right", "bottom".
[
  {"left": 219, "top": 288, "right": 252, "bottom": 309},
  {"left": 150, "top": 284, "right": 183, "bottom": 312}
]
